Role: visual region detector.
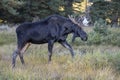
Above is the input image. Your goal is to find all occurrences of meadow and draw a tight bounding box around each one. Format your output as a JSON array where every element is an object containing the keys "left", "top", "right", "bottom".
[{"left": 0, "top": 27, "right": 120, "bottom": 80}]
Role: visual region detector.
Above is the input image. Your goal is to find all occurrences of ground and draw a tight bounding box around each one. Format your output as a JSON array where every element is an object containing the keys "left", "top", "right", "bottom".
[{"left": 0, "top": 27, "right": 120, "bottom": 80}]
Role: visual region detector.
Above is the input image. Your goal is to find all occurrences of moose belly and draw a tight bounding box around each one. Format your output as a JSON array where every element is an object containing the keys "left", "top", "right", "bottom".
[
  {"left": 29, "top": 39, "right": 49, "bottom": 44},
  {"left": 29, "top": 34, "right": 54, "bottom": 44}
]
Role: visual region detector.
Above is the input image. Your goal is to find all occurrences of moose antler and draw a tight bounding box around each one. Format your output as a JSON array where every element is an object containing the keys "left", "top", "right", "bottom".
[
  {"left": 68, "top": 15, "right": 82, "bottom": 27},
  {"left": 68, "top": 15, "right": 89, "bottom": 27}
]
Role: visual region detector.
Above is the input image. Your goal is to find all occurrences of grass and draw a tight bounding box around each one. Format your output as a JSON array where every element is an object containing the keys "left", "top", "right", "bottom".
[
  {"left": 0, "top": 44, "right": 120, "bottom": 80},
  {"left": 0, "top": 28, "right": 16, "bottom": 45},
  {"left": 0, "top": 27, "right": 120, "bottom": 80}
]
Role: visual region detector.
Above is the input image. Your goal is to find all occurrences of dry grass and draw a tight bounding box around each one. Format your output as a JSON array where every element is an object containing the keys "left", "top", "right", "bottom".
[
  {"left": 0, "top": 43, "right": 120, "bottom": 80},
  {"left": 0, "top": 27, "right": 120, "bottom": 80}
]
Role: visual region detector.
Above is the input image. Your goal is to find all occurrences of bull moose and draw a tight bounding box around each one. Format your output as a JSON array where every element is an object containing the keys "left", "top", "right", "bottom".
[{"left": 12, "top": 14, "right": 88, "bottom": 68}]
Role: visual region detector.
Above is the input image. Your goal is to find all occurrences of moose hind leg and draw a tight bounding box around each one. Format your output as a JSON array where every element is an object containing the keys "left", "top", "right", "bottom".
[
  {"left": 12, "top": 49, "right": 19, "bottom": 68},
  {"left": 19, "top": 53, "right": 24, "bottom": 65},
  {"left": 12, "top": 41, "right": 28, "bottom": 68},
  {"left": 12, "top": 42, "right": 26, "bottom": 68},
  {"left": 19, "top": 43, "right": 30, "bottom": 65}
]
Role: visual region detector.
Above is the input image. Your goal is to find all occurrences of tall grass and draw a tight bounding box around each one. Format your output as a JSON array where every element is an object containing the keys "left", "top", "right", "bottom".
[
  {"left": 0, "top": 27, "right": 120, "bottom": 80},
  {"left": 0, "top": 28, "right": 16, "bottom": 45},
  {"left": 0, "top": 44, "right": 120, "bottom": 80}
]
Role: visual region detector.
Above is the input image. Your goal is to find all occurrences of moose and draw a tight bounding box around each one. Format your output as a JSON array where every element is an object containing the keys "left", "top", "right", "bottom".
[{"left": 12, "top": 14, "right": 88, "bottom": 68}]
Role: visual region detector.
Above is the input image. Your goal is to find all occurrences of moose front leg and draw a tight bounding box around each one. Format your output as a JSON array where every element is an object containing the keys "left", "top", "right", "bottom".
[
  {"left": 72, "top": 33, "right": 78, "bottom": 43},
  {"left": 48, "top": 40, "right": 54, "bottom": 62},
  {"left": 59, "top": 40, "right": 74, "bottom": 58}
]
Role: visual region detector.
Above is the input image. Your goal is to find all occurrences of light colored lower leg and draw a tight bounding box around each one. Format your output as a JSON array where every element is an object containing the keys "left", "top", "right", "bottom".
[{"left": 20, "top": 43, "right": 31, "bottom": 53}]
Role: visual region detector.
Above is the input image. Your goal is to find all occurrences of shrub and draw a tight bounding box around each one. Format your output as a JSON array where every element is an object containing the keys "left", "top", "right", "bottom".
[
  {"left": 93, "top": 18, "right": 109, "bottom": 36},
  {"left": 72, "top": 18, "right": 120, "bottom": 46},
  {"left": 87, "top": 18, "right": 110, "bottom": 45}
]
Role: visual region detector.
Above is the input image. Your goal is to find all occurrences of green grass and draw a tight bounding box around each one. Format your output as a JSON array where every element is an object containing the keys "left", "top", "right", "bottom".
[
  {"left": 0, "top": 29, "right": 16, "bottom": 45},
  {"left": 0, "top": 27, "right": 120, "bottom": 80}
]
